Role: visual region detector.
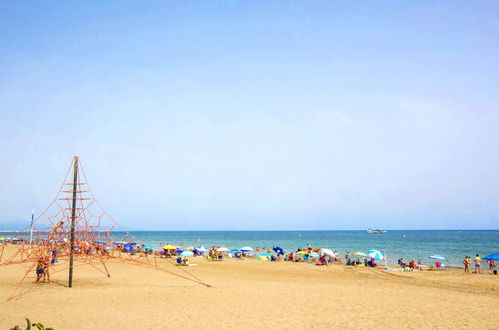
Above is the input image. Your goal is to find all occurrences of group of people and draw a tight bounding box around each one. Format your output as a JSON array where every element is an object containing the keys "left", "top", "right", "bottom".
[
  {"left": 207, "top": 248, "right": 224, "bottom": 261},
  {"left": 463, "top": 254, "right": 495, "bottom": 274},
  {"left": 397, "top": 258, "right": 421, "bottom": 271},
  {"left": 175, "top": 256, "right": 189, "bottom": 266}
]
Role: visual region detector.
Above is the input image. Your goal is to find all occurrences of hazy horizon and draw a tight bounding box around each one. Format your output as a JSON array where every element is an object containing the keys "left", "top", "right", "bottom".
[{"left": 1, "top": 1, "right": 498, "bottom": 230}]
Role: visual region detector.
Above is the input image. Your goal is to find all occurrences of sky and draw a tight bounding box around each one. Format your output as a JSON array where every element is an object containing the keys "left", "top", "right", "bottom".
[{"left": 1, "top": 1, "right": 498, "bottom": 230}]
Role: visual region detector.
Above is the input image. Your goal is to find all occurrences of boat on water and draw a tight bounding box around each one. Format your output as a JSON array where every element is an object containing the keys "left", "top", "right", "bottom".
[{"left": 367, "top": 228, "right": 387, "bottom": 234}]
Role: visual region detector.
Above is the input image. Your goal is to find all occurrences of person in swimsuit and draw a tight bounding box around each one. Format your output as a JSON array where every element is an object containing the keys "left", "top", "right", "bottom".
[
  {"left": 474, "top": 254, "right": 481, "bottom": 274},
  {"left": 36, "top": 258, "right": 45, "bottom": 282},
  {"left": 463, "top": 256, "right": 470, "bottom": 274},
  {"left": 488, "top": 259, "right": 495, "bottom": 272}
]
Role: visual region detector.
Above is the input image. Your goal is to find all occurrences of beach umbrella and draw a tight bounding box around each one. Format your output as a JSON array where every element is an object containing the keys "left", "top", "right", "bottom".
[
  {"left": 230, "top": 249, "right": 241, "bottom": 253},
  {"left": 180, "top": 251, "right": 194, "bottom": 257},
  {"left": 368, "top": 250, "right": 384, "bottom": 260},
  {"left": 195, "top": 246, "right": 208, "bottom": 252},
  {"left": 217, "top": 247, "right": 230, "bottom": 252},
  {"left": 260, "top": 253, "right": 273, "bottom": 256},
  {"left": 429, "top": 255, "right": 446, "bottom": 260},
  {"left": 211, "top": 246, "right": 220, "bottom": 249},
  {"left": 273, "top": 247, "right": 284, "bottom": 255},
  {"left": 174, "top": 249, "right": 183, "bottom": 254},
  {"left": 297, "top": 250, "right": 308, "bottom": 255},
  {"left": 163, "top": 245, "right": 176, "bottom": 250},
  {"left": 353, "top": 252, "right": 367, "bottom": 257},
  {"left": 259, "top": 256, "right": 269, "bottom": 260},
  {"left": 320, "top": 248, "right": 335, "bottom": 257},
  {"left": 241, "top": 246, "right": 254, "bottom": 252},
  {"left": 144, "top": 245, "right": 153, "bottom": 250},
  {"left": 309, "top": 252, "right": 320, "bottom": 258},
  {"left": 483, "top": 254, "right": 499, "bottom": 260}
]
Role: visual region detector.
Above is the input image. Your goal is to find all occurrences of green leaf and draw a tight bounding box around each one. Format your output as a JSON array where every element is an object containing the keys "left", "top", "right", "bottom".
[{"left": 25, "top": 318, "right": 31, "bottom": 330}]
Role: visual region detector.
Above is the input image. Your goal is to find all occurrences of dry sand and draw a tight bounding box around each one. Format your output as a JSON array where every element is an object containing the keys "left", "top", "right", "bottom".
[{"left": 1, "top": 246, "right": 498, "bottom": 329}]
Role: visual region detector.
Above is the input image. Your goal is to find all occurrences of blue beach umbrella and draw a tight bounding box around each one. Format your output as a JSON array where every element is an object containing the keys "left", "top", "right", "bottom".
[
  {"left": 124, "top": 244, "right": 132, "bottom": 251},
  {"left": 429, "top": 255, "right": 446, "bottom": 260},
  {"left": 230, "top": 249, "right": 241, "bottom": 253},
  {"left": 273, "top": 247, "right": 284, "bottom": 255},
  {"left": 483, "top": 254, "right": 499, "bottom": 260},
  {"left": 240, "top": 246, "right": 254, "bottom": 252},
  {"left": 174, "top": 249, "right": 183, "bottom": 254},
  {"left": 180, "top": 251, "right": 194, "bottom": 257}
]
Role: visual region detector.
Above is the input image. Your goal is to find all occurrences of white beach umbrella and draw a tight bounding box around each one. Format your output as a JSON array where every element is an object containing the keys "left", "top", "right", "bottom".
[
  {"left": 320, "top": 248, "right": 335, "bottom": 257},
  {"left": 217, "top": 247, "right": 230, "bottom": 253},
  {"left": 429, "top": 255, "right": 445, "bottom": 260},
  {"left": 367, "top": 250, "right": 385, "bottom": 260},
  {"left": 195, "top": 246, "right": 208, "bottom": 252},
  {"left": 240, "top": 246, "right": 254, "bottom": 251}
]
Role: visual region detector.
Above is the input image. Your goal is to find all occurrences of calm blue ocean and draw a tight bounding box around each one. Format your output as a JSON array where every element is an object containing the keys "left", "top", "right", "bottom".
[
  {"left": 127, "top": 230, "right": 498, "bottom": 267},
  {"left": 3, "top": 230, "right": 498, "bottom": 267}
]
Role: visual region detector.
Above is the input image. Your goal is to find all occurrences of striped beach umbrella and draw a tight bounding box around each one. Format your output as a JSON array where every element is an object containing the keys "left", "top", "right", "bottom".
[
  {"left": 368, "top": 250, "right": 384, "bottom": 260},
  {"left": 429, "top": 255, "right": 445, "bottom": 260}
]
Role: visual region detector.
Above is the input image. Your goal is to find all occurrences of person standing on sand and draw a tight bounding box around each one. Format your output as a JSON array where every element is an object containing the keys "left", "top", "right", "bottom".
[
  {"left": 474, "top": 254, "right": 481, "bottom": 274},
  {"left": 488, "top": 259, "right": 495, "bottom": 272},
  {"left": 463, "top": 256, "right": 470, "bottom": 274},
  {"left": 36, "top": 257, "right": 45, "bottom": 282}
]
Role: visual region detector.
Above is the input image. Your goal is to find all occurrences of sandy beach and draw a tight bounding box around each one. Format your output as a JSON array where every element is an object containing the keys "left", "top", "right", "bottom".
[{"left": 1, "top": 245, "right": 498, "bottom": 330}]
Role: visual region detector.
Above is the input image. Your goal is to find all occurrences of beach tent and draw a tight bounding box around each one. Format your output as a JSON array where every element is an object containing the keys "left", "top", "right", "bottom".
[{"left": 483, "top": 254, "right": 499, "bottom": 260}]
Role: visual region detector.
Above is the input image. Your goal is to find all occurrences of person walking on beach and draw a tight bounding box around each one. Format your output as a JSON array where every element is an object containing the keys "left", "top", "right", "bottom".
[
  {"left": 474, "top": 254, "right": 481, "bottom": 274},
  {"left": 463, "top": 256, "right": 470, "bottom": 274}
]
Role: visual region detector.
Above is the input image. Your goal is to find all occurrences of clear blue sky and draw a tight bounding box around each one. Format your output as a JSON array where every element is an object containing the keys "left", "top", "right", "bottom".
[{"left": 1, "top": 1, "right": 498, "bottom": 230}]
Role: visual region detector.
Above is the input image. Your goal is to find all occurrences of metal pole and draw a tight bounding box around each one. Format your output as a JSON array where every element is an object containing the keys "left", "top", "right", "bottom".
[
  {"left": 29, "top": 209, "right": 34, "bottom": 244},
  {"left": 68, "top": 156, "right": 78, "bottom": 288}
]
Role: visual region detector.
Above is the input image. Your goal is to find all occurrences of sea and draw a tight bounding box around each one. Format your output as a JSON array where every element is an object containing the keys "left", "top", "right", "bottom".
[{"left": 2, "top": 230, "right": 498, "bottom": 268}]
